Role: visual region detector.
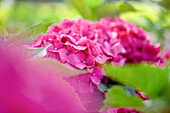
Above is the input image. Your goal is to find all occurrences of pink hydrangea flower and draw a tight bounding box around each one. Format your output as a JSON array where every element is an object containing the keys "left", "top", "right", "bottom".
[
  {"left": 26, "top": 17, "right": 164, "bottom": 87},
  {"left": 108, "top": 18, "right": 162, "bottom": 63},
  {"left": 24, "top": 17, "right": 165, "bottom": 112},
  {"left": 48, "top": 18, "right": 162, "bottom": 65},
  {"left": 25, "top": 32, "right": 107, "bottom": 86},
  {"left": 100, "top": 107, "right": 142, "bottom": 113},
  {"left": 48, "top": 18, "right": 125, "bottom": 64},
  {"left": 92, "top": 18, "right": 126, "bottom": 64}
]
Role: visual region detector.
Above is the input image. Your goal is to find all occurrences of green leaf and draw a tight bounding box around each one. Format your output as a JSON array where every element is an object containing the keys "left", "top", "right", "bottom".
[
  {"left": 104, "top": 63, "right": 169, "bottom": 99},
  {"left": 158, "top": 0, "right": 170, "bottom": 12},
  {"left": 7, "top": 23, "right": 52, "bottom": 45},
  {"left": 94, "top": 1, "right": 136, "bottom": 19},
  {"left": 119, "top": 2, "right": 136, "bottom": 13},
  {"left": 0, "top": 26, "right": 8, "bottom": 38},
  {"left": 94, "top": 3, "right": 119, "bottom": 19},
  {"left": 82, "top": 0, "right": 104, "bottom": 8},
  {"left": 69, "top": 0, "right": 95, "bottom": 20},
  {"left": 101, "top": 86, "right": 144, "bottom": 111},
  {"left": 164, "top": 83, "right": 170, "bottom": 103}
]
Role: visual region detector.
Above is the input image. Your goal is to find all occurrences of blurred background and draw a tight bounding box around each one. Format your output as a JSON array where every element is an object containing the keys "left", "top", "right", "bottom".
[{"left": 0, "top": 0, "right": 170, "bottom": 49}]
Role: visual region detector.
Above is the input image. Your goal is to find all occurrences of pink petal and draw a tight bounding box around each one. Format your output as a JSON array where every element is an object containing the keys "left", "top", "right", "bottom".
[
  {"left": 95, "top": 54, "right": 107, "bottom": 64},
  {"left": 33, "top": 39, "right": 43, "bottom": 47},
  {"left": 76, "top": 37, "right": 87, "bottom": 45},
  {"left": 75, "top": 63, "right": 87, "bottom": 70},
  {"left": 67, "top": 54, "right": 80, "bottom": 66},
  {"left": 85, "top": 55, "right": 95, "bottom": 67},
  {"left": 92, "top": 66, "right": 104, "bottom": 79},
  {"left": 56, "top": 48, "right": 68, "bottom": 62},
  {"left": 90, "top": 75, "right": 101, "bottom": 85},
  {"left": 65, "top": 42, "right": 87, "bottom": 50},
  {"left": 76, "top": 52, "right": 86, "bottom": 62}
]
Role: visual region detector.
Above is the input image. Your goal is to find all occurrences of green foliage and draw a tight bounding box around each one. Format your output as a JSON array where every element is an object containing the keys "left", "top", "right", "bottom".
[
  {"left": 94, "top": 3, "right": 119, "bottom": 19},
  {"left": 69, "top": 0, "right": 136, "bottom": 20},
  {"left": 7, "top": 23, "right": 51, "bottom": 45},
  {"left": 101, "top": 86, "right": 144, "bottom": 111},
  {"left": 95, "top": 1, "right": 135, "bottom": 20},
  {"left": 118, "top": 2, "right": 136, "bottom": 13},
  {"left": 102, "top": 63, "right": 170, "bottom": 112},
  {"left": 82, "top": 0, "right": 104, "bottom": 8},
  {"left": 157, "top": 0, "right": 170, "bottom": 12},
  {"left": 69, "top": 0, "right": 95, "bottom": 20},
  {"left": 6, "top": 2, "right": 80, "bottom": 32},
  {"left": 164, "top": 83, "right": 170, "bottom": 103},
  {"left": 0, "top": 26, "right": 8, "bottom": 38},
  {"left": 104, "top": 63, "right": 169, "bottom": 99}
]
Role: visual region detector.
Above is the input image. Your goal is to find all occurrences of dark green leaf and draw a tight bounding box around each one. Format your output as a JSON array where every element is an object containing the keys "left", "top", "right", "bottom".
[
  {"left": 7, "top": 23, "right": 52, "bottom": 45},
  {"left": 158, "top": 0, "right": 170, "bottom": 12},
  {"left": 104, "top": 63, "right": 169, "bottom": 99},
  {"left": 101, "top": 86, "right": 144, "bottom": 111}
]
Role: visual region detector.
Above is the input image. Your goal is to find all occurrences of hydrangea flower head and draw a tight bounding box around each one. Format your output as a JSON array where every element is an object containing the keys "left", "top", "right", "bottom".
[
  {"left": 25, "top": 17, "right": 163, "bottom": 91},
  {"left": 108, "top": 18, "right": 162, "bottom": 63},
  {"left": 48, "top": 18, "right": 125, "bottom": 64},
  {"left": 48, "top": 18, "right": 162, "bottom": 65},
  {"left": 25, "top": 32, "right": 107, "bottom": 86}
]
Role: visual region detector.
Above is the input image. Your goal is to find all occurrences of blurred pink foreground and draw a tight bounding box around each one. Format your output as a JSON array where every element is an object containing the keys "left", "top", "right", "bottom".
[{"left": 0, "top": 43, "right": 85, "bottom": 113}]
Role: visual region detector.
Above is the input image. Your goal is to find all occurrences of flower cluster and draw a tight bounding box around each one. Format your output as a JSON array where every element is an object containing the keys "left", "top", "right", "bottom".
[
  {"left": 25, "top": 17, "right": 165, "bottom": 113},
  {"left": 48, "top": 18, "right": 162, "bottom": 64},
  {"left": 25, "top": 32, "right": 107, "bottom": 86},
  {"left": 26, "top": 17, "right": 163, "bottom": 86},
  {"left": 108, "top": 18, "right": 162, "bottom": 63}
]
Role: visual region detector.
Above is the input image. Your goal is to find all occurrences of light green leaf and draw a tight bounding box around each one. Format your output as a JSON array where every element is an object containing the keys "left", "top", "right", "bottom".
[
  {"left": 94, "top": 1, "right": 136, "bottom": 19},
  {"left": 101, "top": 86, "right": 144, "bottom": 111},
  {"left": 82, "top": 0, "right": 104, "bottom": 8},
  {"left": 69, "top": 0, "right": 95, "bottom": 20},
  {"left": 0, "top": 26, "right": 8, "bottom": 38},
  {"left": 119, "top": 2, "right": 136, "bottom": 13},
  {"left": 104, "top": 63, "right": 169, "bottom": 99},
  {"left": 7, "top": 23, "right": 52, "bottom": 45}
]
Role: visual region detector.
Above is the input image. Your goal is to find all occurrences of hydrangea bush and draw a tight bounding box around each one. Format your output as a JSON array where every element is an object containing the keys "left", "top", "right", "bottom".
[
  {"left": 1, "top": 0, "right": 170, "bottom": 112},
  {"left": 23, "top": 17, "right": 169, "bottom": 113}
]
